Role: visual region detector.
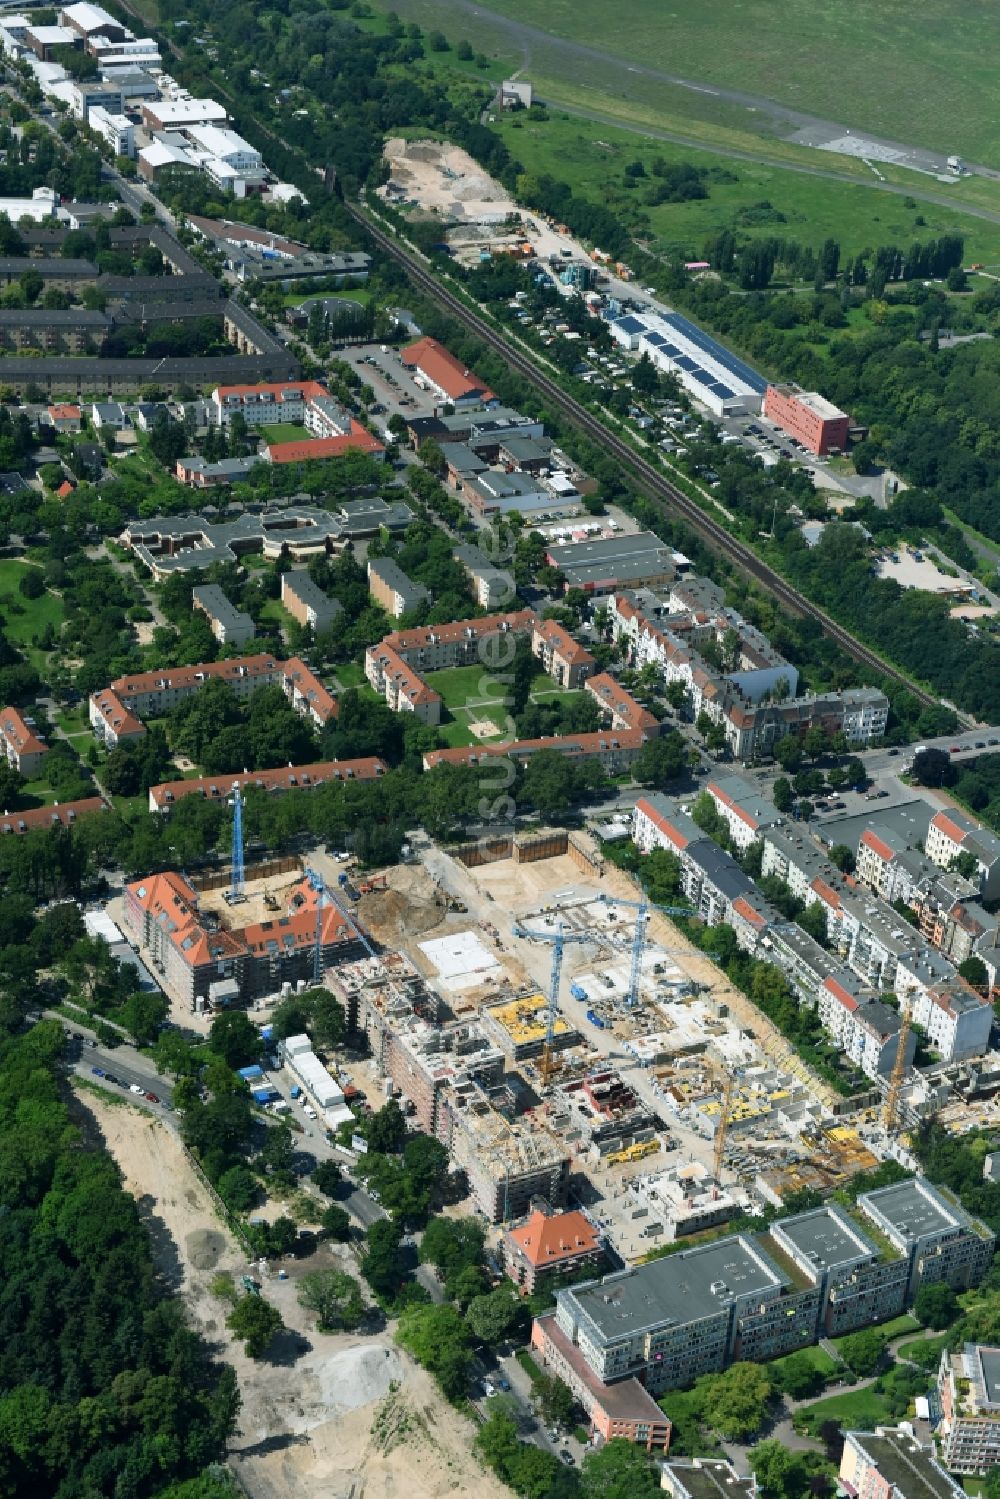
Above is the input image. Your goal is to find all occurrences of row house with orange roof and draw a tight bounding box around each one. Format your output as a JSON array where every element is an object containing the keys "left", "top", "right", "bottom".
[
  {"left": 504, "top": 1206, "right": 604, "bottom": 1297},
  {"left": 148, "top": 756, "right": 386, "bottom": 812}
]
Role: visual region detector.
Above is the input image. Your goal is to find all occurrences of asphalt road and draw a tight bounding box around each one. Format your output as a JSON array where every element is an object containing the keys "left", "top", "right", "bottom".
[{"left": 65, "top": 1029, "right": 174, "bottom": 1112}]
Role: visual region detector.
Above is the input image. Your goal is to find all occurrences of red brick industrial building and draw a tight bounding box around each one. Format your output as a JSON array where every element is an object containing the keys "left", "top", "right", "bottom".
[{"left": 763, "top": 384, "right": 850, "bottom": 455}]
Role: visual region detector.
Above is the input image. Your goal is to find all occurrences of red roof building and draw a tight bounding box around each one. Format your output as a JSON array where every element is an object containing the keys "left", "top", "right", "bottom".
[
  {"left": 148, "top": 756, "right": 386, "bottom": 812},
  {"left": 504, "top": 1208, "right": 603, "bottom": 1296},
  {"left": 263, "top": 424, "right": 385, "bottom": 465},
  {"left": 0, "top": 705, "right": 49, "bottom": 777},
  {"left": 400, "top": 336, "right": 496, "bottom": 407}
]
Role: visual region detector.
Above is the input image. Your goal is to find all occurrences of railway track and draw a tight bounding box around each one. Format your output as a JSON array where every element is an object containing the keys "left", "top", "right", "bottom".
[{"left": 347, "top": 199, "right": 939, "bottom": 711}]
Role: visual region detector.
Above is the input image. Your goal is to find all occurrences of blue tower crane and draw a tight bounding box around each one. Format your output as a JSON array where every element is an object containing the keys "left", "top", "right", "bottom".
[
  {"left": 228, "top": 783, "right": 245, "bottom": 903},
  {"left": 511, "top": 919, "right": 594, "bottom": 1086},
  {"left": 305, "top": 866, "right": 378, "bottom": 983}
]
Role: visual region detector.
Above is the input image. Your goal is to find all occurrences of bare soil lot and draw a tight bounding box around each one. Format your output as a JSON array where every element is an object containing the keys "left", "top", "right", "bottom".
[{"left": 75, "top": 1091, "right": 510, "bottom": 1499}]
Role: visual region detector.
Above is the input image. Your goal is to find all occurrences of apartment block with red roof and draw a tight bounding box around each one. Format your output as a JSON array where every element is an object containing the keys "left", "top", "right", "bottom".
[
  {"left": 0, "top": 705, "right": 49, "bottom": 777},
  {"left": 531, "top": 617, "right": 596, "bottom": 688},
  {"left": 633, "top": 793, "right": 705, "bottom": 859},
  {"left": 365, "top": 643, "right": 442, "bottom": 725},
  {"left": 705, "top": 773, "right": 782, "bottom": 854},
  {"left": 148, "top": 756, "right": 386, "bottom": 812},
  {"left": 123, "top": 869, "right": 362, "bottom": 1008},
  {"left": 90, "top": 654, "right": 337, "bottom": 743},
  {"left": 584, "top": 673, "right": 660, "bottom": 736},
  {"left": 422, "top": 727, "right": 649, "bottom": 775},
  {"left": 210, "top": 379, "right": 330, "bottom": 427},
  {"left": 0, "top": 796, "right": 109, "bottom": 836},
  {"left": 263, "top": 425, "right": 385, "bottom": 465},
  {"left": 504, "top": 1207, "right": 604, "bottom": 1296},
  {"left": 400, "top": 337, "right": 496, "bottom": 409},
  {"left": 926, "top": 808, "right": 1000, "bottom": 900}
]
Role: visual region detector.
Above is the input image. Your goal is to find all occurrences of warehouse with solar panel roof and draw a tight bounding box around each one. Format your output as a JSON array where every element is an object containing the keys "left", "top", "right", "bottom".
[{"left": 608, "top": 308, "right": 767, "bottom": 417}]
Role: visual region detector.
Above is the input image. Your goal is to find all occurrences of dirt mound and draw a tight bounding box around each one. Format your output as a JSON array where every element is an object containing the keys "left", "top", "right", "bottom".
[{"left": 358, "top": 887, "right": 444, "bottom": 942}]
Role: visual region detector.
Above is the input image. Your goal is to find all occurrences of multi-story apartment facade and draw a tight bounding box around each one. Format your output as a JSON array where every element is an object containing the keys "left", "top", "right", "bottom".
[
  {"left": 90, "top": 654, "right": 336, "bottom": 743},
  {"left": 0, "top": 705, "right": 48, "bottom": 777},
  {"left": 367, "top": 557, "right": 431, "bottom": 620},
  {"left": 280, "top": 570, "right": 343, "bottom": 634},
  {"left": 531, "top": 1185, "right": 992, "bottom": 1451},
  {"left": 840, "top": 1427, "right": 963, "bottom": 1499},
  {"left": 926, "top": 808, "right": 1000, "bottom": 900},
  {"left": 937, "top": 1343, "right": 1000, "bottom": 1475}
]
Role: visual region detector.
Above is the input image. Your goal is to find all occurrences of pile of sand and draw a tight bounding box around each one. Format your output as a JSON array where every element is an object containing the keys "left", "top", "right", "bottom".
[
  {"left": 358, "top": 887, "right": 445, "bottom": 942},
  {"left": 186, "top": 1229, "right": 226, "bottom": 1270}
]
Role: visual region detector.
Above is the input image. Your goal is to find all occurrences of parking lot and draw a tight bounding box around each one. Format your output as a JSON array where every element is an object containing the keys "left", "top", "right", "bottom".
[{"left": 340, "top": 343, "right": 438, "bottom": 428}]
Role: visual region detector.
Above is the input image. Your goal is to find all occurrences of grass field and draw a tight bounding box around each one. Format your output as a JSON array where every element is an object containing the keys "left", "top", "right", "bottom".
[
  {"left": 795, "top": 1385, "right": 892, "bottom": 1436},
  {"left": 830, "top": 1313, "right": 919, "bottom": 1350},
  {"left": 260, "top": 423, "right": 308, "bottom": 445},
  {"left": 0, "top": 560, "right": 64, "bottom": 667},
  {"left": 496, "top": 112, "right": 1000, "bottom": 264},
  {"left": 386, "top": 0, "right": 1000, "bottom": 167},
  {"left": 334, "top": 661, "right": 368, "bottom": 690},
  {"left": 425, "top": 665, "right": 590, "bottom": 745},
  {"left": 768, "top": 1345, "right": 840, "bottom": 1381}
]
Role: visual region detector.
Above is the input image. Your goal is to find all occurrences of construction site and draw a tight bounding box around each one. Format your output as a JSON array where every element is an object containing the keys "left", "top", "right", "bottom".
[{"left": 275, "top": 828, "right": 891, "bottom": 1248}]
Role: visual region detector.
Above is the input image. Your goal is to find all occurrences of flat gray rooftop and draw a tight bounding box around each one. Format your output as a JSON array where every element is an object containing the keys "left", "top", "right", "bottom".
[
  {"left": 570, "top": 1234, "right": 785, "bottom": 1342},
  {"left": 860, "top": 1178, "right": 960, "bottom": 1244},
  {"left": 816, "top": 798, "right": 934, "bottom": 854},
  {"left": 662, "top": 1462, "right": 754, "bottom": 1499},
  {"left": 774, "top": 1206, "right": 874, "bottom": 1272},
  {"left": 851, "top": 1432, "right": 961, "bottom": 1499},
  {"left": 974, "top": 1345, "right": 1000, "bottom": 1408},
  {"left": 546, "top": 531, "right": 672, "bottom": 566}
]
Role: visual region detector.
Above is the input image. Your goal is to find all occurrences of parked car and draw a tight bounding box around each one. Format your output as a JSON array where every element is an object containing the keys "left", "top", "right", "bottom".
[
  {"left": 145, "top": 1092, "right": 160, "bottom": 1104},
  {"left": 129, "top": 1084, "right": 143, "bottom": 1095},
  {"left": 560, "top": 1451, "right": 575, "bottom": 1466},
  {"left": 91, "top": 1067, "right": 105, "bottom": 1077}
]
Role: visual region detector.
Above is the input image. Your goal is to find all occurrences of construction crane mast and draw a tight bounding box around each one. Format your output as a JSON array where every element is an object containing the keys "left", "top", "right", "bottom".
[
  {"left": 882, "top": 1002, "right": 913, "bottom": 1136},
  {"left": 228, "top": 784, "right": 245, "bottom": 903},
  {"left": 512, "top": 920, "right": 593, "bottom": 1087},
  {"left": 304, "top": 866, "right": 379, "bottom": 984},
  {"left": 713, "top": 1070, "right": 736, "bottom": 1180},
  {"left": 596, "top": 893, "right": 697, "bottom": 1007}
]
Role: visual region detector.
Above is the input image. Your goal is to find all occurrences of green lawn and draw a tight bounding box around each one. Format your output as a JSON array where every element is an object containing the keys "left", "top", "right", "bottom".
[
  {"left": 769, "top": 1345, "right": 839, "bottom": 1380},
  {"left": 425, "top": 664, "right": 509, "bottom": 709},
  {"left": 260, "top": 422, "right": 309, "bottom": 445},
  {"left": 390, "top": 0, "right": 1000, "bottom": 167},
  {"left": 0, "top": 560, "right": 65, "bottom": 665},
  {"left": 334, "top": 661, "right": 367, "bottom": 689},
  {"left": 795, "top": 1385, "right": 893, "bottom": 1436},
  {"left": 259, "top": 598, "right": 294, "bottom": 636},
  {"left": 493, "top": 110, "right": 1000, "bottom": 265}
]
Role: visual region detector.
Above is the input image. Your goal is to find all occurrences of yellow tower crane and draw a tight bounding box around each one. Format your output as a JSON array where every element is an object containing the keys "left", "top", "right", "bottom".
[{"left": 882, "top": 1002, "right": 913, "bottom": 1136}]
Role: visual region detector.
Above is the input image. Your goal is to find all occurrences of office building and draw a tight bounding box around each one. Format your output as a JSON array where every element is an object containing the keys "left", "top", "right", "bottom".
[
  {"left": 763, "top": 384, "right": 850, "bottom": 455},
  {"left": 857, "top": 1178, "right": 995, "bottom": 1297}
]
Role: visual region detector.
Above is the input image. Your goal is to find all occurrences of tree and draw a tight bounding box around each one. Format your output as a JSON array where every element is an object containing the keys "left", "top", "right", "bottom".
[
  {"left": 750, "top": 1440, "right": 809, "bottom": 1499},
  {"left": 226, "top": 1294, "right": 283, "bottom": 1357},
  {"left": 312, "top": 1160, "right": 343, "bottom": 1197},
  {"left": 297, "top": 1269, "right": 365, "bottom": 1332},
  {"left": 914, "top": 1281, "right": 959, "bottom": 1330},
  {"left": 320, "top": 1204, "right": 351, "bottom": 1240},
  {"left": 118, "top": 988, "right": 169, "bottom": 1045},
  {"left": 798, "top": 901, "right": 829, "bottom": 946},
  {"left": 837, "top": 1328, "right": 885, "bottom": 1377},
  {"left": 396, "top": 1303, "right": 473, "bottom": 1400},
  {"left": 912, "top": 747, "right": 953, "bottom": 788},
  {"left": 216, "top": 1164, "right": 260, "bottom": 1214},
  {"left": 774, "top": 1350, "right": 825, "bottom": 1400},
  {"left": 632, "top": 732, "right": 687, "bottom": 787},
  {"left": 958, "top": 956, "right": 988, "bottom": 992},
  {"left": 361, "top": 1218, "right": 407, "bottom": 1298},
  {"left": 695, "top": 1362, "right": 772, "bottom": 1440},
  {"left": 774, "top": 736, "right": 803, "bottom": 773},
  {"left": 829, "top": 843, "right": 855, "bottom": 873},
  {"left": 465, "top": 1287, "right": 524, "bottom": 1345},
  {"left": 366, "top": 1097, "right": 407, "bottom": 1154},
  {"left": 209, "top": 1011, "right": 260, "bottom": 1070},
  {"left": 772, "top": 776, "right": 794, "bottom": 813},
  {"left": 580, "top": 1437, "right": 660, "bottom": 1499},
  {"left": 536, "top": 1373, "right": 576, "bottom": 1427}
]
